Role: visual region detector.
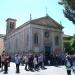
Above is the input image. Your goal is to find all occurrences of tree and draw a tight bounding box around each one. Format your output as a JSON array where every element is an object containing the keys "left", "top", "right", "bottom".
[
  {"left": 64, "top": 41, "right": 73, "bottom": 54},
  {"left": 72, "top": 39, "right": 75, "bottom": 50},
  {"left": 71, "top": 34, "right": 75, "bottom": 52},
  {"left": 64, "top": 34, "right": 75, "bottom": 54},
  {"left": 58, "top": 0, "right": 75, "bottom": 24}
]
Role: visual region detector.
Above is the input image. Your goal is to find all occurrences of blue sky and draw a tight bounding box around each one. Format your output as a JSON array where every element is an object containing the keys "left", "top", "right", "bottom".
[{"left": 0, "top": 0, "right": 75, "bottom": 36}]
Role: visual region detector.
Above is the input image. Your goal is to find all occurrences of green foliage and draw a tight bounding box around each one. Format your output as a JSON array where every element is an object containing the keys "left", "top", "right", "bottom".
[
  {"left": 58, "top": 0, "right": 75, "bottom": 24},
  {"left": 71, "top": 38, "right": 75, "bottom": 52},
  {"left": 64, "top": 34, "right": 75, "bottom": 54},
  {"left": 64, "top": 41, "right": 72, "bottom": 54}
]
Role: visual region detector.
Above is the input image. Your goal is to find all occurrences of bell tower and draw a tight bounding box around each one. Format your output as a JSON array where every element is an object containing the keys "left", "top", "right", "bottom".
[{"left": 6, "top": 18, "right": 16, "bottom": 35}]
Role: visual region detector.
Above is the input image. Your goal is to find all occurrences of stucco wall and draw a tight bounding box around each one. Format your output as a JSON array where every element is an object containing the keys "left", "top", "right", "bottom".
[{"left": 0, "top": 38, "right": 4, "bottom": 55}]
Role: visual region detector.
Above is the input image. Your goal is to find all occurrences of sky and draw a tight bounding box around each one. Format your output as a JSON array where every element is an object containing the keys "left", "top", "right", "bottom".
[{"left": 0, "top": 0, "right": 75, "bottom": 36}]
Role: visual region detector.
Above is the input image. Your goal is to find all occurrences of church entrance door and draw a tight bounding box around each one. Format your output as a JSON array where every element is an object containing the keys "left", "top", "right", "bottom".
[{"left": 44, "top": 46, "right": 51, "bottom": 65}]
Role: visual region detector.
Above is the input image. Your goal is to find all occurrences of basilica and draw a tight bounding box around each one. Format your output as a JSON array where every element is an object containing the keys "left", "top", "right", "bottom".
[{"left": 5, "top": 15, "right": 64, "bottom": 58}]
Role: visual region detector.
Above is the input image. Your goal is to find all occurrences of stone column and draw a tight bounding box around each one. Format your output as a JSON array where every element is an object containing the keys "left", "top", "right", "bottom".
[
  {"left": 51, "top": 31, "right": 55, "bottom": 55},
  {"left": 40, "top": 29, "right": 44, "bottom": 53},
  {"left": 60, "top": 32, "right": 64, "bottom": 53},
  {"left": 29, "top": 25, "right": 32, "bottom": 51}
]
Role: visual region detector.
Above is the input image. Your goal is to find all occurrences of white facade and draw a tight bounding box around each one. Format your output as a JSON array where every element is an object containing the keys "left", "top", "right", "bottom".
[{"left": 5, "top": 16, "right": 64, "bottom": 58}]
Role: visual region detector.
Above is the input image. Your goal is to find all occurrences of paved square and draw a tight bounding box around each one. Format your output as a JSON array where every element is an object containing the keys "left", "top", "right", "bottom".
[{"left": 0, "top": 63, "right": 75, "bottom": 75}]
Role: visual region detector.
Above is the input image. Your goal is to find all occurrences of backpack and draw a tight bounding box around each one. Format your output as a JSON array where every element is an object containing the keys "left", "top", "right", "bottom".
[{"left": 66, "top": 61, "right": 71, "bottom": 67}]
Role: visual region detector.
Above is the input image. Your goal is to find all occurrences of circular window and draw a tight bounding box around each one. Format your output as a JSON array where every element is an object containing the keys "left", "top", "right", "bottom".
[{"left": 44, "top": 32, "right": 49, "bottom": 38}]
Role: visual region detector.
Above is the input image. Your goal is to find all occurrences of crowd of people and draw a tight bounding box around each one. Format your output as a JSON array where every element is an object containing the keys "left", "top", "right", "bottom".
[
  {"left": 0, "top": 51, "right": 46, "bottom": 74},
  {"left": 0, "top": 51, "right": 75, "bottom": 75},
  {"left": 15, "top": 53, "right": 46, "bottom": 73}
]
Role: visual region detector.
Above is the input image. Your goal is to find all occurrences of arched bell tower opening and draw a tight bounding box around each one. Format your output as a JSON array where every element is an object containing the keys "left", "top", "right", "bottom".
[{"left": 6, "top": 18, "right": 16, "bottom": 35}]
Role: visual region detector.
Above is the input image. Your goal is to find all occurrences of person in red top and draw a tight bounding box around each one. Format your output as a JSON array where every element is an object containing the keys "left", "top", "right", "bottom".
[
  {"left": 4, "top": 53, "right": 9, "bottom": 74},
  {"left": 1, "top": 51, "right": 6, "bottom": 71}
]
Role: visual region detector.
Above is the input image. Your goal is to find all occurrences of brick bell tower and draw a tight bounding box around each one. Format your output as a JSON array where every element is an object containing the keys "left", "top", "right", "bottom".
[{"left": 6, "top": 18, "right": 16, "bottom": 35}]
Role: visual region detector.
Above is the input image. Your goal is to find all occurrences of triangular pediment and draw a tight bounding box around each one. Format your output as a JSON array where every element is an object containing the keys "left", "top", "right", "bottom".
[{"left": 30, "top": 16, "right": 63, "bottom": 29}]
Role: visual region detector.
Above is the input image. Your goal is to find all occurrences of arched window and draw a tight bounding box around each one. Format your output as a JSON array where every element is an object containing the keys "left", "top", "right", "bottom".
[
  {"left": 34, "top": 33, "right": 38, "bottom": 45},
  {"left": 55, "top": 36, "right": 59, "bottom": 46}
]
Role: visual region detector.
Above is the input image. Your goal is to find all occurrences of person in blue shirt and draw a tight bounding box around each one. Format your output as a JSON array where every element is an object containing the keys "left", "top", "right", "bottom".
[{"left": 15, "top": 54, "right": 21, "bottom": 73}]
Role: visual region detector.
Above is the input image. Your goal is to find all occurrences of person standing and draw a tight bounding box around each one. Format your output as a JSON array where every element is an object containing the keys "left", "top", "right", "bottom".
[
  {"left": 66, "top": 55, "right": 71, "bottom": 75},
  {"left": 1, "top": 53, "right": 5, "bottom": 71},
  {"left": 15, "top": 54, "right": 20, "bottom": 73},
  {"left": 28, "top": 55, "right": 34, "bottom": 71},
  {"left": 4, "top": 54, "right": 9, "bottom": 74},
  {"left": 38, "top": 54, "right": 45, "bottom": 69},
  {"left": 24, "top": 55, "right": 29, "bottom": 71},
  {"left": 7, "top": 53, "right": 11, "bottom": 67},
  {"left": 21, "top": 55, "right": 25, "bottom": 66},
  {"left": 72, "top": 54, "right": 75, "bottom": 72}
]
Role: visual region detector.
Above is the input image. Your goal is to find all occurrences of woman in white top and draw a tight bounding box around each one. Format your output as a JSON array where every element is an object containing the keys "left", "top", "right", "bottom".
[
  {"left": 24, "top": 55, "right": 29, "bottom": 71},
  {"left": 33, "top": 56, "right": 38, "bottom": 70}
]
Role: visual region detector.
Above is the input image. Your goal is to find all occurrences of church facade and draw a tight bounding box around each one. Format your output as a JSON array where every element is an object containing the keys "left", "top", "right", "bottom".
[{"left": 5, "top": 16, "right": 64, "bottom": 58}]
